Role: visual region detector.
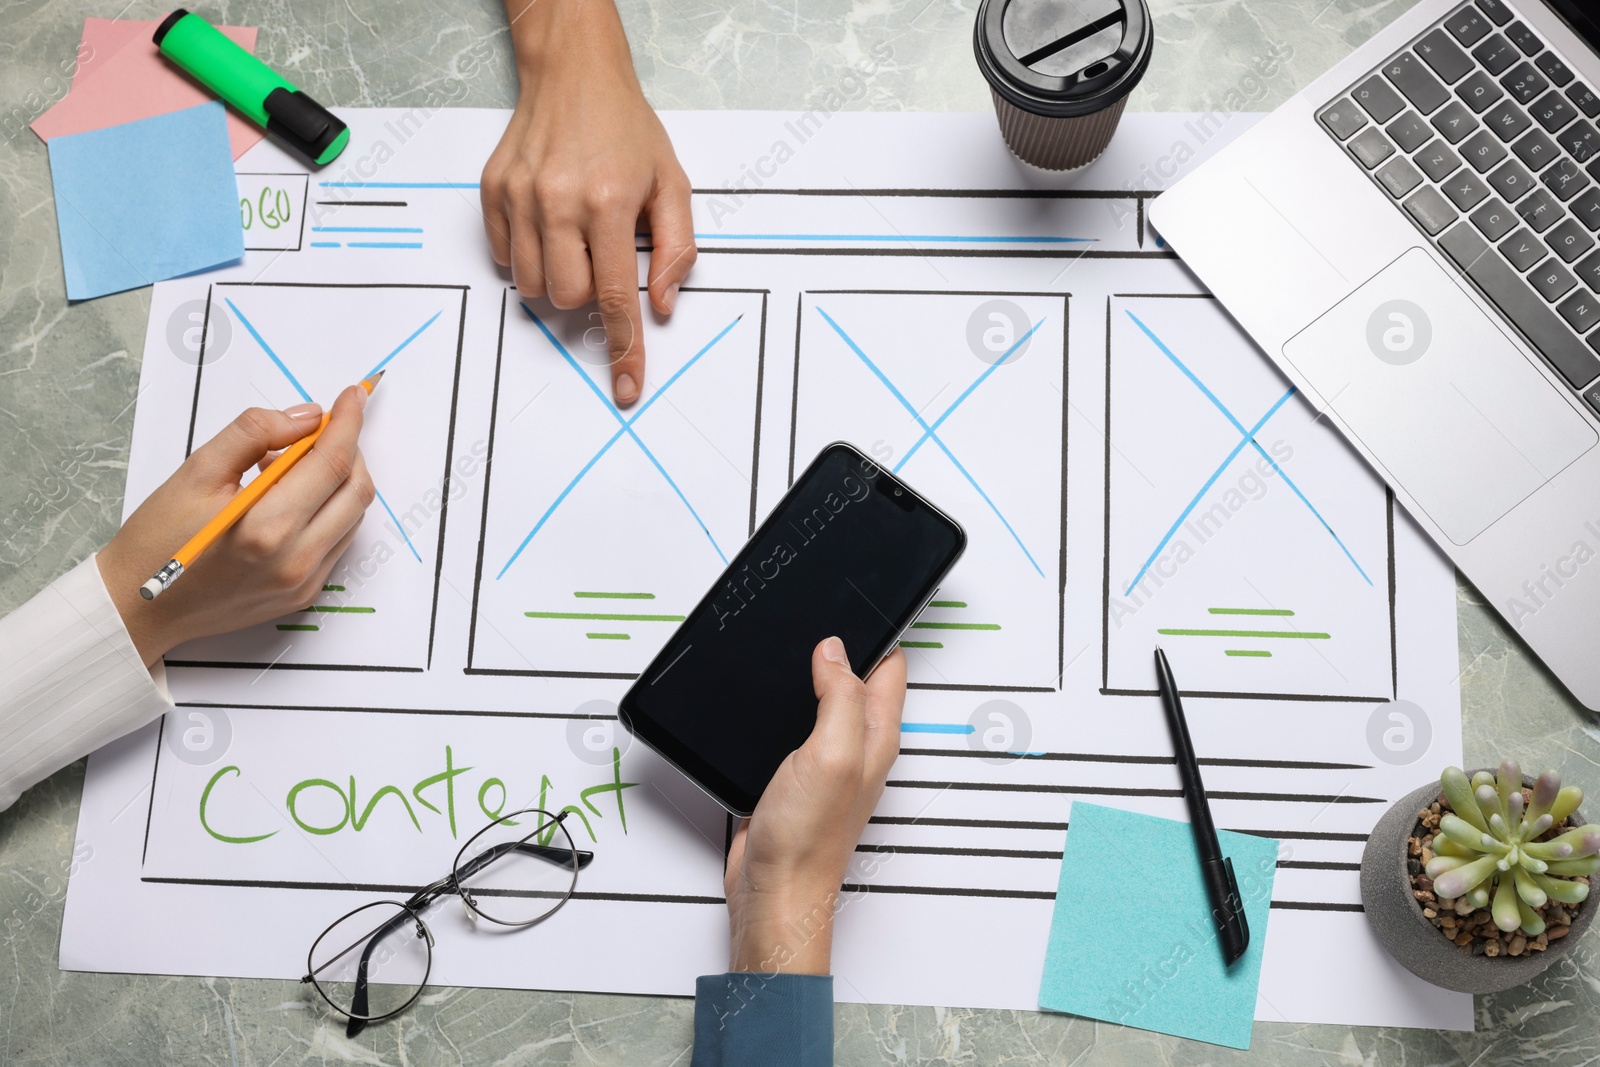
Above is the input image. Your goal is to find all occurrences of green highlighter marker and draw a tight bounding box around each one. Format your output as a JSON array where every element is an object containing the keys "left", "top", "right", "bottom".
[{"left": 153, "top": 9, "right": 349, "bottom": 165}]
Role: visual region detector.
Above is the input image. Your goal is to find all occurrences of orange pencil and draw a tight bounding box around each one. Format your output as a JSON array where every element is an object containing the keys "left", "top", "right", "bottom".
[{"left": 139, "top": 371, "right": 384, "bottom": 600}]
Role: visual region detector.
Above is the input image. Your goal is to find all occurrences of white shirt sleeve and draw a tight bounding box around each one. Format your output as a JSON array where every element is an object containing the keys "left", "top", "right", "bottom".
[{"left": 0, "top": 553, "right": 173, "bottom": 811}]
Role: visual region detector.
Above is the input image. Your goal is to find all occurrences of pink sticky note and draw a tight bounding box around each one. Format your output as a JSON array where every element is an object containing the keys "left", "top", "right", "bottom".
[{"left": 32, "top": 17, "right": 266, "bottom": 160}]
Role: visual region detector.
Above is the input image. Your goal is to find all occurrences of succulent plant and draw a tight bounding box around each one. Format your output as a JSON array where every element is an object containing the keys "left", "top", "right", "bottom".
[{"left": 1423, "top": 761, "right": 1598, "bottom": 937}]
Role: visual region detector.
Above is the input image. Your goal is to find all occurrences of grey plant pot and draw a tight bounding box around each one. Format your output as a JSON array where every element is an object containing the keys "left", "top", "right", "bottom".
[{"left": 1359, "top": 774, "right": 1593, "bottom": 995}]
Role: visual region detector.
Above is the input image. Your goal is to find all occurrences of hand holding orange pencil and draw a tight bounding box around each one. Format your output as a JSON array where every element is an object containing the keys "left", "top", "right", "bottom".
[{"left": 95, "top": 377, "right": 379, "bottom": 668}]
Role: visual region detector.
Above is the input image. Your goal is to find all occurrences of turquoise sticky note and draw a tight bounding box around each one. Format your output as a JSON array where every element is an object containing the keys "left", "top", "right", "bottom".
[
  {"left": 47, "top": 102, "right": 242, "bottom": 301},
  {"left": 1039, "top": 802, "right": 1279, "bottom": 1050}
]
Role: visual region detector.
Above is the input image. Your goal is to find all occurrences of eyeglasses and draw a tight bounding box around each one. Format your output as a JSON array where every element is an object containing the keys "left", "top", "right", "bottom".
[{"left": 302, "top": 808, "right": 593, "bottom": 1037}]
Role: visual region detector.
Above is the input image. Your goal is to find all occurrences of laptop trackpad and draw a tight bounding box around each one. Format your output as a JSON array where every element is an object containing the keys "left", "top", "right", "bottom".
[{"left": 1283, "top": 248, "right": 1595, "bottom": 545}]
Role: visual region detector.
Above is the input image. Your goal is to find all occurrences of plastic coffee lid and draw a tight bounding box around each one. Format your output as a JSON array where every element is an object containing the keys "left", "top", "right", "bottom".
[{"left": 975, "top": 0, "right": 1153, "bottom": 118}]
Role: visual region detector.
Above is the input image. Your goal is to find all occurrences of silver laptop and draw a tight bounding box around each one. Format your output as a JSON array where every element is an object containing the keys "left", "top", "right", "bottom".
[{"left": 1151, "top": 0, "right": 1600, "bottom": 710}]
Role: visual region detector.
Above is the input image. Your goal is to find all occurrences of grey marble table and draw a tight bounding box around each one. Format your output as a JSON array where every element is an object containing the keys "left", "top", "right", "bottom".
[{"left": 2, "top": 0, "right": 1598, "bottom": 1062}]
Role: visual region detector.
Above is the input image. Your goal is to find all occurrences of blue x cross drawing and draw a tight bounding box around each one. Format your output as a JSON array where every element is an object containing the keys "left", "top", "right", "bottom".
[
  {"left": 814, "top": 305, "right": 1045, "bottom": 577},
  {"left": 224, "top": 297, "right": 440, "bottom": 563},
  {"left": 496, "top": 304, "right": 744, "bottom": 580},
  {"left": 1122, "top": 309, "right": 1373, "bottom": 594}
]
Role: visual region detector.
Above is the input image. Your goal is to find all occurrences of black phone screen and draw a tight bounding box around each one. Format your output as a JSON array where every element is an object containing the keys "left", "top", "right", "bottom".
[{"left": 618, "top": 442, "right": 966, "bottom": 815}]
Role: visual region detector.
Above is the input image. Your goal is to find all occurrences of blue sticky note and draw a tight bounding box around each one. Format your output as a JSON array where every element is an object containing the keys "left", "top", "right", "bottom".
[
  {"left": 1039, "top": 802, "right": 1279, "bottom": 1050},
  {"left": 48, "top": 102, "right": 242, "bottom": 301}
]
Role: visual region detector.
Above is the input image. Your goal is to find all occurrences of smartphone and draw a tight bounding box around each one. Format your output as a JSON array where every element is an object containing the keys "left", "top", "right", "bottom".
[{"left": 618, "top": 442, "right": 967, "bottom": 816}]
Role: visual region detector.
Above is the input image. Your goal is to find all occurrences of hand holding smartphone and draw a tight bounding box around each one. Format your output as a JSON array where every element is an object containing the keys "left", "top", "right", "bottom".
[{"left": 619, "top": 442, "right": 966, "bottom": 815}]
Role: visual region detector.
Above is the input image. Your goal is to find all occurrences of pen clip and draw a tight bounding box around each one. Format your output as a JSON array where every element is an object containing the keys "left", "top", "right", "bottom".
[{"left": 1221, "top": 856, "right": 1249, "bottom": 963}]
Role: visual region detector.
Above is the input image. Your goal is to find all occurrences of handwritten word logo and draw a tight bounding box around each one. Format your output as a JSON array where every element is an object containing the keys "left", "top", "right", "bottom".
[
  {"left": 1365, "top": 300, "right": 1431, "bottom": 366},
  {"left": 164, "top": 708, "right": 232, "bottom": 766},
  {"left": 966, "top": 699, "right": 1033, "bottom": 765},
  {"left": 1364, "top": 700, "right": 1432, "bottom": 765},
  {"left": 567, "top": 700, "right": 632, "bottom": 765},
  {"left": 164, "top": 298, "right": 232, "bottom": 367},
  {"left": 966, "top": 300, "right": 1033, "bottom": 366}
]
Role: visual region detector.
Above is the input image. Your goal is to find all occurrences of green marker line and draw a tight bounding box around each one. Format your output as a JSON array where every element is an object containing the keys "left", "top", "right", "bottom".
[
  {"left": 1208, "top": 607, "right": 1294, "bottom": 616},
  {"left": 1225, "top": 649, "right": 1273, "bottom": 657},
  {"left": 911, "top": 621, "right": 1001, "bottom": 631},
  {"left": 526, "top": 611, "right": 684, "bottom": 622},
  {"left": 900, "top": 641, "right": 944, "bottom": 649},
  {"left": 1159, "top": 628, "right": 1329, "bottom": 639},
  {"left": 323, "top": 584, "right": 345, "bottom": 592},
  {"left": 586, "top": 632, "right": 631, "bottom": 641},
  {"left": 928, "top": 600, "right": 967, "bottom": 609},
  {"left": 277, "top": 624, "right": 319, "bottom": 631},
  {"left": 574, "top": 591, "right": 656, "bottom": 600},
  {"left": 302, "top": 605, "right": 376, "bottom": 614}
]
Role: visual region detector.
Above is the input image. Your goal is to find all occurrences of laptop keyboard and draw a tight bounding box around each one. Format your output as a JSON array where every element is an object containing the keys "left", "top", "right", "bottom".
[{"left": 1318, "top": 0, "right": 1600, "bottom": 413}]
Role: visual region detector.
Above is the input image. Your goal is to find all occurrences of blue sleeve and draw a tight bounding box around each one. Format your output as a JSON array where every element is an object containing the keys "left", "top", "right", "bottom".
[{"left": 691, "top": 972, "right": 834, "bottom": 1067}]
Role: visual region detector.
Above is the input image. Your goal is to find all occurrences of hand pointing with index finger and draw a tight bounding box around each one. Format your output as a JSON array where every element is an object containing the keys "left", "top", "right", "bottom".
[{"left": 480, "top": 0, "right": 697, "bottom": 407}]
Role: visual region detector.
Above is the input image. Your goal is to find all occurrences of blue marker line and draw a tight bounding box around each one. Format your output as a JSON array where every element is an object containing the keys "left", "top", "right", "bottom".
[
  {"left": 695, "top": 234, "right": 1095, "bottom": 244},
  {"left": 1124, "top": 310, "right": 1372, "bottom": 586},
  {"left": 1124, "top": 390, "right": 1295, "bottom": 595},
  {"left": 365, "top": 311, "right": 441, "bottom": 379},
  {"left": 901, "top": 722, "right": 976, "bottom": 734},
  {"left": 815, "top": 307, "right": 1043, "bottom": 577},
  {"left": 375, "top": 488, "right": 422, "bottom": 561},
  {"left": 896, "top": 317, "right": 1046, "bottom": 471},
  {"left": 348, "top": 241, "right": 422, "bottom": 249},
  {"left": 319, "top": 182, "right": 481, "bottom": 189},
  {"left": 497, "top": 311, "right": 743, "bottom": 578},
  {"left": 309, "top": 241, "right": 340, "bottom": 248},
  {"left": 225, "top": 299, "right": 312, "bottom": 403},
  {"left": 312, "top": 226, "right": 424, "bottom": 233}
]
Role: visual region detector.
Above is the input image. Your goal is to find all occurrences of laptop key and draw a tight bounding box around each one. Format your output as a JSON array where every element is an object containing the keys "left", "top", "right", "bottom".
[
  {"left": 1377, "top": 156, "right": 1425, "bottom": 198},
  {"left": 1531, "top": 258, "right": 1578, "bottom": 301},
  {"left": 1558, "top": 121, "right": 1600, "bottom": 163},
  {"left": 1484, "top": 99, "right": 1532, "bottom": 141},
  {"left": 1531, "top": 90, "right": 1578, "bottom": 133},
  {"left": 1445, "top": 170, "right": 1491, "bottom": 210},
  {"left": 1354, "top": 75, "right": 1405, "bottom": 122},
  {"left": 1462, "top": 129, "right": 1508, "bottom": 172},
  {"left": 1417, "top": 29, "right": 1474, "bottom": 83},
  {"left": 1474, "top": 0, "right": 1513, "bottom": 25},
  {"left": 1516, "top": 187, "right": 1563, "bottom": 232},
  {"left": 1473, "top": 33, "right": 1519, "bottom": 76},
  {"left": 1559, "top": 290, "right": 1600, "bottom": 333},
  {"left": 1571, "top": 188, "right": 1600, "bottom": 231},
  {"left": 1569, "top": 83, "right": 1600, "bottom": 118},
  {"left": 1455, "top": 70, "right": 1505, "bottom": 113},
  {"left": 1577, "top": 248, "right": 1600, "bottom": 291},
  {"left": 1471, "top": 197, "right": 1519, "bottom": 240},
  {"left": 1535, "top": 52, "right": 1574, "bottom": 88},
  {"left": 1386, "top": 111, "right": 1434, "bottom": 152},
  {"left": 1487, "top": 159, "right": 1535, "bottom": 202},
  {"left": 1444, "top": 7, "right": 1490, "bottom": 46},
  {"left": 1431, "top": 100, "right": 1480, "bottom": 143},
  {"left": 1349, "top": 126, "right": 1396, "bottom": 168},
  {"left": 1502, "top": 62, "right": 1549, "bottom": 106},
  {"left": 1403, "top": 186, "right": 1459, "bottom": 235},
  {"left": 1505, "top": 21, "right": 1542, "bottom": 56},
  {"left": 1500, "top": 227, "right": 1547, "bottom": 270},
  {"left": 1541, "top": 158, "right": 1589, "bottom": 202},
  {"left": 1417, "top": 139, "right": 1464, "bottom": 181},
  {"left": 1512, "top": 128, "right": 1559, "bottom": 169},
  {"left": 1320, "top": 98, "right": 1369, "bottom": 139},
  {"left": 1439, "top": 223, "right": 1600, "bottom": 388},
  {"left": 1386, "top": 53, "right": 1450, "bottom": 113},
  {"left": 1583, "top": 382, "right": 1600, "bottom": 416},
  {"left": 1546, "top": 218, "right": 1595, "bottom": 262}
]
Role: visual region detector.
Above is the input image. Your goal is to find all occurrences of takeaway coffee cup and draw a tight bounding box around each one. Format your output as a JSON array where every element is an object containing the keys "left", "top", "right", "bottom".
[{"left": 974, "top": 0, "right": 1153, "bottom": 171}]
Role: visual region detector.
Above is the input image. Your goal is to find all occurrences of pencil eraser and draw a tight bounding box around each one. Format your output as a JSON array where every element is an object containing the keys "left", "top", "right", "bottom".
[{"left": 139, "top": 578, "right": 164, "bottom": 601}]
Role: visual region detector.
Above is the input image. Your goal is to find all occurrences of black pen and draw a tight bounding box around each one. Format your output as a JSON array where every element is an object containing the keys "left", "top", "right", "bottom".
[{"left": 1154, "top": 647, "right": 1249, "bottom": 965}]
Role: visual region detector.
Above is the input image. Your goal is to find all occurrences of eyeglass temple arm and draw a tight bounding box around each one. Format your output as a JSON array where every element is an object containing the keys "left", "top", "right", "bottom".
[
  {"left": 343, "top": 907, "right": 417, "bottom": 1039},
  {"left": 452, "top": 839, "right": 595, "bottom": 884}
]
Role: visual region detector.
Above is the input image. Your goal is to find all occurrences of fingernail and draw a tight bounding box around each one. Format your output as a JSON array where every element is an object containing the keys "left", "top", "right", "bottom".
[
  {"left": 353, "top": 385, "right": 369, "bottom": 410},
  {"left": 616, "top": 373, "right": 638, "bottom": 403},
  {"left": 284, "top": 402, "right": 322, "bottom": 419},
  {"left": 664, "top": 283, "right": 680, "bottom": 313},
  {"left": 821, "top": 636, "right": 848, "bottom": 665}
]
